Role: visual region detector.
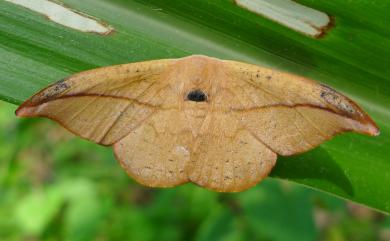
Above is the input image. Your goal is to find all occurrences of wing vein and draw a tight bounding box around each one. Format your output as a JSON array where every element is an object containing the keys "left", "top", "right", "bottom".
[
  {"left": 245, "top": 79, "right": 285, "bottom": 103},
  {"left": 64, "top": 96, "right": 99, "bottom": 125},
  {"left": 295, "top": 109, "right": 329, "bottom": 139},
  {"left": 221, "top": 85, "right": 279, "bottom": 155},
  {"left": 99, "top": 102, "right": 132, "bottom": 143},
  {"left": 290, "top": 112, "right": 314, "bottom": 147},
  {"left": 101, "top": 75, "right": 169, "bottom": 144}
]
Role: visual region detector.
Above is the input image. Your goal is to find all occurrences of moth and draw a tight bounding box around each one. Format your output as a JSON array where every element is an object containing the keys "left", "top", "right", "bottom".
[{"left": 16, "top": 55, "right": 379, "bottom": 192}]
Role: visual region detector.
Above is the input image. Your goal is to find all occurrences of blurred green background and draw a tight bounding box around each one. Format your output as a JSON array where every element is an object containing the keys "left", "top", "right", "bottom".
[{"left": 1, "top": 101, "right": 389, "bottom": 241}]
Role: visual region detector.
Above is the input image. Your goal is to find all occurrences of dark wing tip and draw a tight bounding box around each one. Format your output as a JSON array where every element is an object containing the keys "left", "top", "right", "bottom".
[
  {"left": 15, "top": 77, "right": 72, "bottom": 118},
  {"left": 318, "top": 84, "right": 380, "bottom": 136}
]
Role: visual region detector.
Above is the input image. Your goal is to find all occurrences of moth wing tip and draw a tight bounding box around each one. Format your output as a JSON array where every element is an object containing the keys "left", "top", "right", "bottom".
[
  {"left": 368, "top": 124, "right": 380, "bottom": 136},
  {"left": 357, "top": 117, "right": 380, "bottom": 136},
  {"left": 362, "top": 114, "right": 380, "bottom": 136},
  {"left": 15, "top": 104, "right": 36, "bottom": 117},
  {"left": 15, "top": 105, "right": 25, "bottom": 117}
]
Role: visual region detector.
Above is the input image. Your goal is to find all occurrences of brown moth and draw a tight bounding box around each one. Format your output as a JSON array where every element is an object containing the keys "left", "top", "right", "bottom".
[{"left": 16, "top": 55, "right": 379, "bottom": 192}]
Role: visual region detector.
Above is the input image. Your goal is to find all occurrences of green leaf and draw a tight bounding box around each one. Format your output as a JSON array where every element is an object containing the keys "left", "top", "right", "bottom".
[
  {"left": 13, "top": 179, "right": 107, "bottom": 239},
  {"left": 61, "top": 179, "right": 107, "bottom": 241},
  {"left": 15, "top": 186, "right": 64, "bottom": 236},
  {"left": 1, "top": 0, "right": 389, "bottom": 213},
  {"left": 195, "top": 207, "right": 244, "bottom": 241},
  {"left": 238, "top": 179, "right": 319, "bottom": 241}
]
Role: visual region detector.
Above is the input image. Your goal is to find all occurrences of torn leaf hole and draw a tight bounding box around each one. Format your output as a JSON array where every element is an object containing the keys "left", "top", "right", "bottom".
[{"left": 5, "top": 0, "right": 113, "bottom": 35}]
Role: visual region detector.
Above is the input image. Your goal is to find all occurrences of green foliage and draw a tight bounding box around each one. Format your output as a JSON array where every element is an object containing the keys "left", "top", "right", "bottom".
[{"left": 0, "top": 0, "right": 389, "bottom": 237}]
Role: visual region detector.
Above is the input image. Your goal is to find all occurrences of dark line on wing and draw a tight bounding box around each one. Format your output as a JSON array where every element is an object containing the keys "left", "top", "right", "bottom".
[
  {"left": 99, "top": 79, "right": 166, "bottom": 144},
  {"left": 233, "top": 103, "right": 338, "bottom": 115},
  {"left": 23, "top": 93, "right": 159, "bottom": 109}
]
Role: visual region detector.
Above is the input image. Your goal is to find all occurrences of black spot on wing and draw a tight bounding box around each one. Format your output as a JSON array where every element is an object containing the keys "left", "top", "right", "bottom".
[{"left": 187, "top": 89, "right": 207, "bottom": 102}]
